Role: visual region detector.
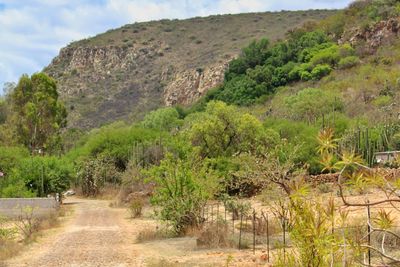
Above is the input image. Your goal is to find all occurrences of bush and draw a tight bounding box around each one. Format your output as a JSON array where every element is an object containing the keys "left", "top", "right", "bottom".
[
  {"left": 0, "top": 156, "right": 71, "bottom": 198},
  {"left": 148, "top": 154, "right": 207, "bottom": 234},
  {"left": 0, "top": 175, "right": 35, "bottom": 198},
  {"left": 311, "top": 64, "right": 332, "bottom": 80},
  {"left": 300, "top": 71, "right": 312, "bottom": 81},
  {"left": 372, "top": 95, "right": 392, "bottom": 107},
  {"left": 0, "top": 146, "right": 29, "bottom": 174},
  {"left": 67, "top": 125, "right": 163, "bottom": 170},
  {"left": 196, "top": 221, "right": 235, "bottom": 248},
  {"left": 391, "top": 132, "right": 400, "bottom": 150},
  {"left": 77, "top": 156, "right": 121, "bottom": 197},
  {"left": 317, "top": 183, "right": 333, "bottom": 193},
  {"left": 309, "top": 44, "right": 340, "bottom": 66},
  {"left": 128, "top": 197, "right": 144, "bottom": 218},
  {"left": 284, "top": 88, "right": 343, "bottom": 123},
  {"left": 136, "top": 227, "right": 174, "bottom": 243},
  {"left": 0, "top": 216, "right": 16, "bottom": 242},
  {"left": 338, "top": 56, "right": 360, "bottom": 69}
]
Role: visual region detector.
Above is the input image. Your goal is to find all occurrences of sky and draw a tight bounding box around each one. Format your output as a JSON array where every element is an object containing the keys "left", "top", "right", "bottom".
[{"left": 0, "top": 0, "right": 353, "bottom": 94}]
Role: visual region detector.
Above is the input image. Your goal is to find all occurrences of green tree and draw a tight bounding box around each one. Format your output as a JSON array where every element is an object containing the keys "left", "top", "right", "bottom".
[
  {"left": 217, "top": 75, "right": 260, "bottom": 105},
  {"left": 225, "top": 38, "right": 270, "bottom": 80},
  {"left": 0, "top": 98, "right": 7, "bottom": 124},
  {"left": 141, "top": 107, "right": 182, "bottom": 131},
  {"left": 188, "top": 101, "right": 278, "bottom": 158},
  {"left": 0, "top": 146, "right": 30, "bottom": 175},
  {"left": 10, "top": 73, "right": 67, "bottom": 154}
]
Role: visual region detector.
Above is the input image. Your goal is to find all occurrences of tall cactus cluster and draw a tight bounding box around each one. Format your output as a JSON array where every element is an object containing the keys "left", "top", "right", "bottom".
[{"left": 339, "top": 123, "right": 400, "bottom": 166}]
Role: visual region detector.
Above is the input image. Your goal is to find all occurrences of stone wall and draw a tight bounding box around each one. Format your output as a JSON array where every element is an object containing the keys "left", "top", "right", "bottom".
[{"left": 0, "top": 198, "right": 59, "bottom": 219}]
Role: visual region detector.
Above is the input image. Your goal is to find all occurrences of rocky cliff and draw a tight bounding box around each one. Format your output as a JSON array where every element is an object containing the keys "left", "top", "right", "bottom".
[
  {"left": 339, "top": 17, "right": 400, "bottom": 52},
  {"left": 45, "top": 10, "right": 337, "bottom": 128}
]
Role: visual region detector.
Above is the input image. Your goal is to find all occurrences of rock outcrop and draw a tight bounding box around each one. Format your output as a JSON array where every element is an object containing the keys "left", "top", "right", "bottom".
[
  {"left": 339, "top": 17, "right": 400, "bottom": 51},
  {"left": 163, "top": 61, "right": 230, "bottom": 106}
]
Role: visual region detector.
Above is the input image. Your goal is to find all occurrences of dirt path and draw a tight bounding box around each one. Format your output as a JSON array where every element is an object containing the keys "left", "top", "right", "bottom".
[
  {"left": 4, "top": 197, "right": 270, "bottom": 267},
  {"left": 4, "top": 198, "right": 145, "bottom": 267}
]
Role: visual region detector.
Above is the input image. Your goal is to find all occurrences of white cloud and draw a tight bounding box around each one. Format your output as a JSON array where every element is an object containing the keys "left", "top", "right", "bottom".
[{"left": 0, "top": 0, "right": 353, "bottom": 93}]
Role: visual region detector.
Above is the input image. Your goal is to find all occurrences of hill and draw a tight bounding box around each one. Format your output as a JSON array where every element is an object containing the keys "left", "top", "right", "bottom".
[{"left": 44, "top": 10, "right": 337, "bottom": 128}]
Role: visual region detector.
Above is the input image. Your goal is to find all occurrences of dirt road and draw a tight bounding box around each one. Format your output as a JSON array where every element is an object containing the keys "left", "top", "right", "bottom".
[
  {"left": 4, "top": 198, "right": 268, "bottom": 267},
  {"left": 4, "top": 198, "right": 145, "bottom": 267}
]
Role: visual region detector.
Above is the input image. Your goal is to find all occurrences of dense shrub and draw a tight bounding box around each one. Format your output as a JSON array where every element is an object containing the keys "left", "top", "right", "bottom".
[
  {"left": 284, "top": 88, "right": 343, "bottom": 123},
  {"left": 0, "top": 174, "right": 35, "bottom": 198},
  {"left": 141, "top": 107, "right": 182, "bottom": 131},
  {"left": 0, "top": 156, "right": 72, "bottom": 197},
  {"left": 77, "top": 156, "right": 121, "bottom": 197},
  {"left": 67, "top": 124, "right": 164, "bottom": 170},
  {"left": 214, "top": 30, "right": 355, "bottom": 105},
  {"left": 0, "top": 146, "right": 29, "bottom": 174},
  {"left": 0, "top": 99, "right": 7, "bottom": 124},
  {"left": 311, "top": 64, "right": 332, "bottom": 80},
  {"left": 265, "top": 118, "right": 320, "bottom": 173}
]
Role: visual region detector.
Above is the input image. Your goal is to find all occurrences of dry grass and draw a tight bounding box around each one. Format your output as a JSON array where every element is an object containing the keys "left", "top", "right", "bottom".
[
  {"left": 0, "top": 239, "right": 22, "bottom": 263},
  {"left": 0, "top": 207, "right": 65, "bottom": 262},
  {"left": 136, "top": 226, "right": 174, "bottom": 243},
  {"left": 196, "top": 222, "right": 237, "bottom": 249}
]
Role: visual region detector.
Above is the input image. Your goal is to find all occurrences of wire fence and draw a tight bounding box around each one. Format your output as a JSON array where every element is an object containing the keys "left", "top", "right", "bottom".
[{"left": 199, "top": 201, "right": 400, "bottom": 264}]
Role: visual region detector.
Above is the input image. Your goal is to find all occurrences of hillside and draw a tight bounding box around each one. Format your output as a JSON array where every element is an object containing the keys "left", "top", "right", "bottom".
[{"left": 44, "top": 10, "right": 337, "bottom": 128}]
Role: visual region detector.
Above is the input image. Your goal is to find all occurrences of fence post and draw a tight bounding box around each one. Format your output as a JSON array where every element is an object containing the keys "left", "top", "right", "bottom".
[
  {"left": 202, "top": 205, "right": 205, "bottom": 223},
  {"left": 283, "top": 218, "right": 286, "bottom": 263},
  {"left": 266, "top": 213, "right": 270, "bottom": 263},
  {"left": 239, "top": 212, "right": 243, "bottom": 250},
  {"left": 211, "top": 204, "right": 214, "bottom": 224},
  {"left": 232, "top": 210, "right": 235, "bottom": 234},
  {"left": 205, "top": 205, "right": 208, "bottom": 223},
  {"left": 224, "top": 203, "right": 227, "bottom": 222},
  {"left": 342, "top": 228, "right": 346, "bottom": 267},
  {"left": 367, "top": 200, "right": 371, "bottom": 266},
  {"left": 216, "top": 203, "right": 219, "bottom": 235},
  {"left": 253, "top": 209, "right": 256, "bottom": 255}
]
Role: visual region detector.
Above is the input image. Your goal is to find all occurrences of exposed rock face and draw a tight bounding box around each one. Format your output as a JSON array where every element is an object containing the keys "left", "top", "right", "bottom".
[
  {"left": 49, "top": 44, "right": 162, "bottom": 96},
  {"left": 340, "top": 17, "right": 400, "bottom": 51},
  {"left": 164, "top": 61, "right": 230, "bottom": 106}
]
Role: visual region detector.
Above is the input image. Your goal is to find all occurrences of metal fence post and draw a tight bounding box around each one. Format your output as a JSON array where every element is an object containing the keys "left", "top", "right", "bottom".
[
  {"left": 232, "top": 210, "right": 235, "bottom": 234},
  {"left": 239, "top": 211, "right": 243, "bottom": 250},
  {"left": 253, "top": 209, "right": 256, "bottom": 255},
  {"left": 267, "top": 213, "right": 270, "bottom": 263},
  {"left": 367, "top": 201, "right": 371, "bottom": 266},
  {"left": 216, "top": 203, "right": 219, "bottom": 235},
  {"left": 211, "top": 204, "right": 214, "bottom": 224},
  {"left": 283, "top": 218, "right": 286, "bottom": 263},
  {"left": 224, "top": 203, "right": 227, "bottom": 222}
]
